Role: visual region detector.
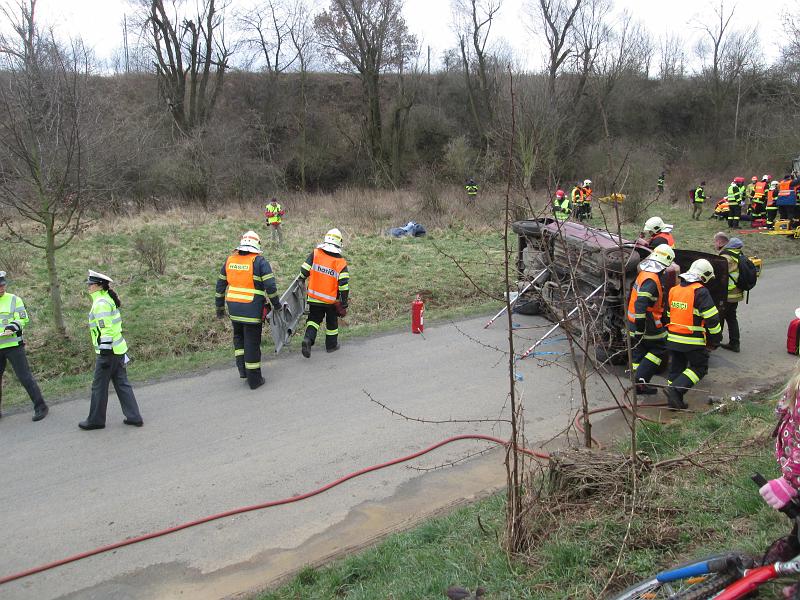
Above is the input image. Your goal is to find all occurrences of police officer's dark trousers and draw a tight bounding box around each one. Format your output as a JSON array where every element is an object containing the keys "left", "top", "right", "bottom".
[
  {"left": 232, "top": 321, "right": 263, "bottom": 388},
  {"left": 0, "top": 344, "right": 45, "bottom": 411},
  {"left": 87, "top": 353, "right": 142, "bottom": 426},
  {"left": 727, "top": 204, "right": 741, "bottom": 228},
  {"left": 304, "top": 303, "right": 339, "bottom": 350},
  {"left": 667, "top": 348, "right": 709, "bottom": 398},
  {"left": 720, "top": 301, "right": 740, "bottom": 346},
  {"left": 631, "top": 336, "right": 667, "bottom": 383}
]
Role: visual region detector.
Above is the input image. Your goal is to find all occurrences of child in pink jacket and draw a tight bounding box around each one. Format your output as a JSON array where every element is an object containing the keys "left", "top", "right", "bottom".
[{"left": 761, "top": 359, "right": 800, "bottom": 509}]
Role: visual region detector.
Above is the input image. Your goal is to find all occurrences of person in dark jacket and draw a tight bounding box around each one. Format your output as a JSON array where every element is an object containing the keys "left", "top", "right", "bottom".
[
  {"left": 663, "top": 259, "right": 722, "bottom": 409},
  {"left": 215, "top": 231, "right": 281, "bottom": 390}
]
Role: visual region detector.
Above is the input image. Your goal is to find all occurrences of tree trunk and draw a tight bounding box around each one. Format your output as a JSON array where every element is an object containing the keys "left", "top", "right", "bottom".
[{"left": 45, "top": 220, "right": 66, "bottom": 336}]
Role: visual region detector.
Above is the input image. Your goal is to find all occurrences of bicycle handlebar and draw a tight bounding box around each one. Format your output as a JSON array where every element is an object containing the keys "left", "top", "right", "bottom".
[{"left": 751, "top": 473, "right": 800, "bottom": 519}]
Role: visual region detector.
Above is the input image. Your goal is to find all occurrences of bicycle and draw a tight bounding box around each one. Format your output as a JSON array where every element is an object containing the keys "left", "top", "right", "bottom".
[{"left": 610, "top": 474, "right": 800, "bottom": 599}]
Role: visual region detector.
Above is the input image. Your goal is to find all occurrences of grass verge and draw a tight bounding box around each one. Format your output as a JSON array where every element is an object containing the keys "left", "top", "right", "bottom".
[{"left": 259, "top": 390, "right": 789, "bottom": 599}]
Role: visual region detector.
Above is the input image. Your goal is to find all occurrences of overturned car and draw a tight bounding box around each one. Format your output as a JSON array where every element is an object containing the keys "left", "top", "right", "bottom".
[{"left": 510, "top": 218, "right": 728, "bottom": 365}]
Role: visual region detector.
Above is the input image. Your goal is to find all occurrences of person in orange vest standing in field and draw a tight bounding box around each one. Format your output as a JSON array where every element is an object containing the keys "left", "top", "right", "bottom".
[
  {"left": 215, "top": 231, "right": 282, "bottom": 390},
  {"left": 299, "top": 228, "right": 350, "bottom": 358}
]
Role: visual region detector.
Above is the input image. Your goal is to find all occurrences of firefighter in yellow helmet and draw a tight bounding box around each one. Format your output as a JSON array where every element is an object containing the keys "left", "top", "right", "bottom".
[
  {"left": 299, "top": 228, "right": 350, "bottom": 357},
  {"left": 663, "top": 259, "right": 722, "bottom": 409},
  {"left": 215, "top": 231, "right": 281, "bottom": 390}
]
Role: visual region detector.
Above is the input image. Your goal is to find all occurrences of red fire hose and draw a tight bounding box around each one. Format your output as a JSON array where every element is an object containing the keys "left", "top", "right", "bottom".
[{"left": 0, "top": 402, "right": 672, "bottom": 588}]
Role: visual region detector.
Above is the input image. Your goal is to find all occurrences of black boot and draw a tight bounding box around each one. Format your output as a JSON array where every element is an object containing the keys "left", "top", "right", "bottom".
[
  {"left": 301, "top": 337, "right": 312, "bottom": 358},
  {"left": 32, "top": 404, "right": 49, "bottom": 422},
  {"left": 663, "top": 387, "right": 687, "bottom": 410},
  {"left": 248, "top": 371, "right": 265, "bottom": 390},
  {"left": 720, "top": 342, "right": 740, "bottom": 352}
]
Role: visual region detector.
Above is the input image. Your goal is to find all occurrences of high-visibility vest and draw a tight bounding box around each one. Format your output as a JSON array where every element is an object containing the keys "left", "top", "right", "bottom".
[
  {"left": 225, "top": 253, "right": 262, "bottom": 304},
  {"left": 727, "top": 183, "right": 743, "bottom": 203},
  {"left": 88, "top": 290, "right": 128, "bottom": 355},
  {"left": 583, "top": 187, "right": 592, "bottom": 203},
  {"left": 715, "top": 199, "right": 729, "bottom": 214},
  {"left": 694, "top": 187, "right": 705, "bottom": 203},
  {"left": 465, "top": 184, "right": 478, "bottom": 196},
  {"left": 778, "top": 179, "right": 792, "bottom": 197},
  {"left": 571, "top": 186, "right": 582, "bottom": 204},
  {"left": 307, "top": 248, "right": 347, "bottom": 304},
  {"left": 667, "top": 282, "right": 706, "bottom": 346},
  {"left": 265, "top": 203, "right": 283, "bottom": 224},
  {"left": 554, "top": 196, "right": 570, "bottom": 220},
  {"left": 0, "top": 293, "right": 27, "bottom": 349},
  {"left": 767, "top": 189, "right": 777, "bottom": 207},
  {"left": 627, "top": 271, "right": 664, "bottom": 328},
  {"left": 753, "top": 181, "right": 767, "bottom": 199}
]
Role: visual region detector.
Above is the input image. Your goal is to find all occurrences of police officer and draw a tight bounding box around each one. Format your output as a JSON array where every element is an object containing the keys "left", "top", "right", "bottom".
[
  {"left": 299, "top": 228, "right": 350, "bottom": 358},
  {"left": 663, "top": 259, "right": 722, "bottom": 409},
  {"left": 465, "top": 179, "right": 478, "bottom": 200},
  {"left": 215, "top": 231, "right": 281, "bottom": 390},
  {"left": 80, "top": 270, "right": 143, "bottom": 430},
  {"left": 0, "top": 271, "right": 48, "bottom": 421},
  {"left": 727, "top": 176, "right": 745, "bottom": 229},
  {"left": 627, "top": 245, "right": 675, "bottom": 395}
]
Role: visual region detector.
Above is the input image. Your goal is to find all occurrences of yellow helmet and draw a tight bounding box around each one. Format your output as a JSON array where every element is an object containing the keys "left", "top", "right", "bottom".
[{"left": 649, "top": 244, "right": 675, "bottom": 267}]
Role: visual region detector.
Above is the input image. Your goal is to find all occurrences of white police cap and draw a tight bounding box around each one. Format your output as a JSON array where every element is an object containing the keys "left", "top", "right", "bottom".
[{"left": 86, "top": 270, "right": 113, "bottom": 284}]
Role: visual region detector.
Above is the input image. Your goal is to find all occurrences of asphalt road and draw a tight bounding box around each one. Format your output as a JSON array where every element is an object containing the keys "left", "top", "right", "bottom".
[{"left": 1, "top": 260, "right": 798, "bottom": 600}]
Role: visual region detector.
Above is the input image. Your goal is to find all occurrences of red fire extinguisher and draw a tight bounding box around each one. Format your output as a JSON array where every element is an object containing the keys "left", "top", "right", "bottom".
[{"left": 411, "top": 294, "right": 424, "bottom": 334}]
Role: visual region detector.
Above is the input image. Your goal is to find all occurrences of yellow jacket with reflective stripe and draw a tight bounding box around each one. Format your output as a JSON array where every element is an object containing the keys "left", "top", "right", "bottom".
[
  {"left": 88, "top": 290, "right": 128, "bottom": 355},
  {"left": 0, "top": 293, "right": 28, "bottom": 349}
]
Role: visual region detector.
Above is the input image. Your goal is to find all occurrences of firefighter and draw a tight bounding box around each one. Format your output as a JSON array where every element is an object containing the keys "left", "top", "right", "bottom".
[
  {"left": 570, "top": 182, "right": 583, "bottom": 219},
  {"left": 0, "top": 271, "right": 48, "bottom": 421},
  {"left": 80, "top": 270, "right": 143, "bottom": 430},
  {"left": 727, "top": 176, "right": 745, "bottom": 229},
  {"left": 713, "top": 197, "right": 730, "bottom": 220},
  {"left": 465, "top": 179, "right": 478, "bottom": 200},
  {"left": 581, "top": 179, "right": 593, "bottom": 219},
  {"left": 215, "top": 231, "right": 281, "bottom": 390},
  {"left": 714, "top": 232, "right": 744, "bottom": 353},
  {"left": 745, "top": 176, "right": 757, "bottom": 211},
  {"left": 264, "top": 197, "right": 285, "bottom": 245},
  {"left": 663, "top": 259, "right": 722, "bottom": 409},
  {"left": 766, "top": 180, "right": 779, "bottom": 229},
  {"left": 691, "top": 181, "right": 706, "bottom": 220},
  {"left": 627, "top": 245, "right": 675, "bottom": 395},
  {"left": 751, "top": 175, "right": 768, "bottom": 221},
  {"left": 642, "top": 216, "right": 675, "bottom": 249},
  {"left": 657, "top": 172, "right": 665, "bottom": 193},
  {"left": 299, "top": 228, "right": 350, "bottom": 358},
  {"left": 553, "top": 189, "right": 571, "bottom": 221}
]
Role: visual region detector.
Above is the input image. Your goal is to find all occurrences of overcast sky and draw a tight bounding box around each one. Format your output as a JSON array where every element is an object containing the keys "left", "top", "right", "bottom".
[{"left": 26, "top": 0, "right": 788, "bottom": 72}]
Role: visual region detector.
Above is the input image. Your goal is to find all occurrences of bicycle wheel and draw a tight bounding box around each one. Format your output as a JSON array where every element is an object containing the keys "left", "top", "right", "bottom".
[{"left": 609, "top": 553, "right": 751, "bottom": 600}]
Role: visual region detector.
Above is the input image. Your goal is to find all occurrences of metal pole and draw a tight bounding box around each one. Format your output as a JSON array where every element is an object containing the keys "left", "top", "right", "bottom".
[
  {"left": 483, "top": 269, "right": 547, "bottom": 329},
  {"left": 517, "top": 283, "right": 604, "bottom": 360}
]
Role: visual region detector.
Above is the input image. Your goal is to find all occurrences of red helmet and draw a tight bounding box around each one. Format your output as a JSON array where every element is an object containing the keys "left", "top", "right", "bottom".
[
  {"left": 751, "top": 176, "right": 758, "bottom": 182},
  {"left": 555, "top": 189, "right": 565, "bottom": 198},
  {"left": 734, "top": 176, "right": 745, "bottom": 184}
]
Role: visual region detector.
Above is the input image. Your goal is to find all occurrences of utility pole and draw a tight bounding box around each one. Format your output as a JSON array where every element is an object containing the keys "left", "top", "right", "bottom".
[
  {"left": 123, "top": 14, "right": 130, "bottom": 73},
  {"left": 427, "top": 45, "right": 430, "bottom": 75}
]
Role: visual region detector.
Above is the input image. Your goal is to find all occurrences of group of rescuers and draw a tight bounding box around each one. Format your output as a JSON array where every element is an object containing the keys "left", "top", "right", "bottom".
[
  {"left": 1, "top": 192, "right": 349, "bottom": 426},
  {"left": 627, "top": 220, "right": 748, "bottom": 410},
  {"left": 691, "top": 174, "right": 799, "bottom": 229}
]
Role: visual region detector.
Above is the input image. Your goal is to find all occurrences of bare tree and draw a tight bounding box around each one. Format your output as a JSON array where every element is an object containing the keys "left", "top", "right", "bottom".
[
  {"left": 0, "top": 0, "right": 91, "bottom": 335},
  {"left": 315, "top": 0, "right": 416, "bottom": 180},
  {"left": 239, "top": 0, "right": 299, "bottom": 77},
  {"left": 139, "top": 0, "right": 231, "bottom": 136},
  {"left": 658, "top": 33, "right": 685, "bottom": 81},
  {"left": 287, "top": 0, "right": 316, "bottom": 190},
  {"left": 527, "top": 0, "right": 582, "bottom": 101},
  {"left": 452, "top": 0, "right": 502, "bottom": 150}
]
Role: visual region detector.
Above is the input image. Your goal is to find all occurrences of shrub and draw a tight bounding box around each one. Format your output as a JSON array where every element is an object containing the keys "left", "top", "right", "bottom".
[
  {"left": 0, "top": 241, "right": 30, "bottom": 276},
  {"left": 133, "top": 230, "right": 169, "bottom": 276}
]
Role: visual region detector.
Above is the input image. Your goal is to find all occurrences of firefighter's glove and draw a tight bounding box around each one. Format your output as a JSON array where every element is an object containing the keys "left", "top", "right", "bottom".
[
  {"left": 335, "top": 301, "right": 347, "bottom": 318},
  {"left": 215, "top": 306, "right": 225, "bottom": 320},
  {"left": 760, "top": 476, "right": 798, "bottom": 510}
]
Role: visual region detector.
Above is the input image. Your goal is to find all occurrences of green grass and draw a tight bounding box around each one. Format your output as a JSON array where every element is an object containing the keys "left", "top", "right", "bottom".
[{"left": 260, "top": 392, "right": 790, "bottom": 599}]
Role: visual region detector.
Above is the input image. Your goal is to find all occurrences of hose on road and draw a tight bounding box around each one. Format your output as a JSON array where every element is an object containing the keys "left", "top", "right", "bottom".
[{"left": 0, "top": 401, "right": 672, "bottom": 587}]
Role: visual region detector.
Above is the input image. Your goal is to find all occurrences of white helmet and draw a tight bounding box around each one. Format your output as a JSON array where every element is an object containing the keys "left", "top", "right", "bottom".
[
  {"left": 643, "top": 216, "right": 665, "bottom": 234},
  {"left": 583, "top": 179, "right": 592, "bottom": 187},
  {"left": 237, "top": 230, "right": 262, "bottom": 254},
  {"left": 687, "top": 258, "right": 715, "bottom": 283},
  {"left": 762, "top": 174, "right": 770, "bottom": 181},
  {"left": 771, "top": 180, "right": 779, "bottom": 188},
  {"left": 649, "top": 244, "right": 675, "bottom": 267},
  {"left": 319, "top": 228, "right": 343, "bottom": 253}
]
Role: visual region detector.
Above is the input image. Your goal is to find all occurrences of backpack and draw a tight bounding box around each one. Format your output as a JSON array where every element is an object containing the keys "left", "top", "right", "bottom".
[
  {"left": 726, "top": 251, "right": 758, "bottom": 291},
  {"left": 689, "top": 188, "right": 696, "bottom": 201}
]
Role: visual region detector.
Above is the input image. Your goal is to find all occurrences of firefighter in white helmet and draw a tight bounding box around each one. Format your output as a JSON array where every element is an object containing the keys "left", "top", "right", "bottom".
[
  {"left": 215, "top": 231, "right": 282, "bottom": 390},
  {"left": 626, "top": 245, "right": 675, "bottom": 395},
  {"left": 298, "top": 228, "right": 350, "bottom": 358},
  {"left": 642, "top": 216, "right": 675, "bottom": 249},
  {"left": 663, "top": 258, "right": 722, "bottom": 409}
]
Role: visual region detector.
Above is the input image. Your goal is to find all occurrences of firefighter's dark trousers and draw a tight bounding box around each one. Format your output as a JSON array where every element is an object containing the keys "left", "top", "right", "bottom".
[
  {"left": 727, "top": 203, "right": 741, "bottom": 228},
  {"left": 304, "top": 302, "right": 339, "bottom": 350},
  {"left": 87, "top": 353, "right": 142, "bottom": 426},
  {"left": 666, "top": 347, "right": 709, "bottom": 399},
  {"left": 630, "top": 335, "right": 667, "bottom": 384},
  {"left": 766, "top": 206, "right": 779, "bottom": 229},
  {"left": 751, "top": 199, "right": 766, "bottom": 220},
  {"left": 720, "top": 301, "right": 740, "bottom": 346},
  {"left": 232, "top": 320, "right": 263, "bottom": 389},
  {"left": 0, "top": 344, "right": 46, "bottom": 411}
]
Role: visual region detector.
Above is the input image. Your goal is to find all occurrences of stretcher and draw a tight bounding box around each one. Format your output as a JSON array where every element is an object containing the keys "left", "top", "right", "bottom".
[{"left": 268, "top": 275, "right": 308, "bottom": 353}]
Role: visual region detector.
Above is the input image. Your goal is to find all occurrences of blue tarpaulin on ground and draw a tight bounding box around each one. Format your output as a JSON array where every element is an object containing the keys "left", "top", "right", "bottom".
[{"left": 387, "top": 221, "right": 427, "bottom": 238}]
